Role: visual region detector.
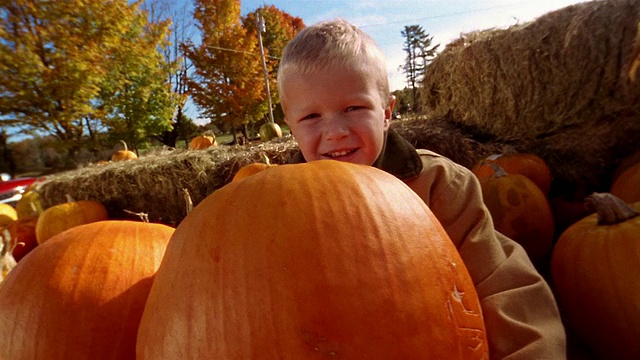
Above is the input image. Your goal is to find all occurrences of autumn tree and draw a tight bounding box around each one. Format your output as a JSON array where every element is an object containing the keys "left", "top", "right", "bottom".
[
  {"left": 183, "top": 0, "right": 263, "bottom": 144},
  {"left": 0, "top": 0, "right": 176, "bottom": 156},
  {"left": 401, "top": 25, "right": 439, "bottom": 112}
]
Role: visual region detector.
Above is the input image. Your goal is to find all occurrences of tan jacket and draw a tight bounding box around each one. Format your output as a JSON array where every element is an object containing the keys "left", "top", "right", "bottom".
[
  {"left": 289, "top": 129, "right": 567, "bottom": 359},
  {"left": 405, "top": 149, "right": 566, "bottom": 359}
]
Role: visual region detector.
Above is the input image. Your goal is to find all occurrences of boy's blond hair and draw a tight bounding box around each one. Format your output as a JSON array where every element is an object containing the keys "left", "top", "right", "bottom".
[{"left": 277, "top": 18, "right": 391, "bottom": 106}]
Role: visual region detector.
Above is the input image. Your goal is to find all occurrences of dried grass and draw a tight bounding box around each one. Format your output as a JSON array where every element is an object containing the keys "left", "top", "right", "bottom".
[{"left": 422, "top": 0, "right": 640, "bottom": 140}]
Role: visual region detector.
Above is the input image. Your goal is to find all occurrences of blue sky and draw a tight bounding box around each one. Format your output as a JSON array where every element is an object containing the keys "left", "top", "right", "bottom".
[{"left": 238, "top": 0, "right": 590, "bottom": 91}]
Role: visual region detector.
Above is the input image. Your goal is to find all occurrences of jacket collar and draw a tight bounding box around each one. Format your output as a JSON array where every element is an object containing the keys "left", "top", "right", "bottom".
[{"left": 288, "top": 128, "right": 423, "bottom": 180}]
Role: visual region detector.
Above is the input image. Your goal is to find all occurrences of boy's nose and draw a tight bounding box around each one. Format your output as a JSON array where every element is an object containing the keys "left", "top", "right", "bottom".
[{"left": 322, "top": 115, "right": 350, "bottom": 140}]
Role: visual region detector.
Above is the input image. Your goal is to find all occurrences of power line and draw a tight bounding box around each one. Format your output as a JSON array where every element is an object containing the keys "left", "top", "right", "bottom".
[
  {"left": 358, "top": 1, "right": 533, "bottom": 28},
  {"left": 204, "top": 45, "right": 281, "bottom": 60}
]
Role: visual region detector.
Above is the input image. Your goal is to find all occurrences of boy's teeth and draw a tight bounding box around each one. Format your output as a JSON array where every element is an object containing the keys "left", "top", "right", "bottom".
[{"left": 328, "top": 150, "right": 349, "bottom": 157}]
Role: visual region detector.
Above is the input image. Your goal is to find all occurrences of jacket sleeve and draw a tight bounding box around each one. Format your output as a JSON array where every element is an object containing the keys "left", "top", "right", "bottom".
[{"left": 407, "top": 151, "right": 566, "bottom": 359}]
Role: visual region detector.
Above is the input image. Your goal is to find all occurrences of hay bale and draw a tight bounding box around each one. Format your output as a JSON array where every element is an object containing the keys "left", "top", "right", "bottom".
[
  {"left": 422, "top": 0, "right": 640, "bottom": 140},
  {"left": 35, "top": 138, "right": 299, "bottom": 227},
  {"left": 34, "top": 119, "right": 509, "bottom": 227}
]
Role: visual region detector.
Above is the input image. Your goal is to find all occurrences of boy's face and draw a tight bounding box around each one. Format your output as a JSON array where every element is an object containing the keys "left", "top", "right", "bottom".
[{"left": 281, "top": 63, "right": 395, "bottom": 166}]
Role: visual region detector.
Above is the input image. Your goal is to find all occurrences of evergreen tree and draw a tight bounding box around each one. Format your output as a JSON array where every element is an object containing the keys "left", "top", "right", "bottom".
[{"left": 401, "top": 25, "right": 439, "bottom": 112}]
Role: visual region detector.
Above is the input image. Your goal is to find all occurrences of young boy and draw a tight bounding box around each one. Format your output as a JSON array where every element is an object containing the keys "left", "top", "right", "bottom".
[{"left": 278, "top": 18, "right": 566, "bottom": 359}]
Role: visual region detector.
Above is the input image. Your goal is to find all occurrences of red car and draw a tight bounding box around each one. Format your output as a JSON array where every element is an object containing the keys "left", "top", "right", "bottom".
[{"left": 0, "top": 176, "right": 38, "bottom": 206}]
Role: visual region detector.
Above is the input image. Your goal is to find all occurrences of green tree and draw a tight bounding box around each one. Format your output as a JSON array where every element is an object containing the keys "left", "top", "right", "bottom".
[
  {"left": 98, "top": 11, "right": 177, "bottom": 152},
  {"left": 143, "top": 0, "right": 197, "bottom": 148},
  {"left": 0, "top": 0, "right": 175, "bottom": 156},
  {"left": 401, "top": 25, "right": 439, "bottom": 111}
]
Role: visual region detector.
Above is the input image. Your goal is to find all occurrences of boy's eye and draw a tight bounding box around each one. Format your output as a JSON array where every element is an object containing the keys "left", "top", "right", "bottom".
[
  {"left": 301, "top": 113, "right": 320, "bottom": 121},
  {"left": 346, "top": 106, "right": 364, "bottom": 112}
]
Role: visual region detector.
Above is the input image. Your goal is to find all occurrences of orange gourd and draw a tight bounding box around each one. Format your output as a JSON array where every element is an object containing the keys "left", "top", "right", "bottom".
[
  {"left": 0, "top": 220, "right": 174, "bottom": 359},
  {"left": 611, "top": 149, "right": 640, "bottom": 183},
  {"left": 479, "top": 163, "right": 554, "bottom": 269},
  {"left": 111, "top": 140, "right": 138, "bottom": 161},
  {"left": 610, "top": 162, "right": 640, "bottom": 204},
  {"left": 232, "top": 153, "right": 276, "bottom": 181},
  {"left": 6, "top": 215, "right": 38, "bottom": 262},
  {"left": 472, "top": 153, "right": 552, "bottom": 195},
  {"left": 137, "top": 160, "right": 488, "bottom": 359},
  {"left": 551, "top": 193, "right": 640, "bottom": 360},
  {"left": 189, "top": 134, "right": 217, "bottom": 150},
  {"left": 35, "top": 198, "right": 109, "bottom": 244}
]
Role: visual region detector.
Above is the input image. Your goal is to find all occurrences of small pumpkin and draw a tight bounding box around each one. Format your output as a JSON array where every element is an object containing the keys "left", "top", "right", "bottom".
[
  {"left": 35, "top": 197, "right": 109, "bottom": 244},
  {"left": 137, "top": 160, "right": 488, "bottom": 359},
  {"left": 551, "top": 193, "right": 640, "bottom": 360},
  {"left": 15, "top": 190, "right": 42, "bottom": 219},
  {"left": 111, "top": 140, "right": 138, "bottom": 161},
  {"left": 259, "top": 122, "right": 283, "bottom": 142},
  {"left": 232, "top": 153, "right": 277, "bottom": 182},
  {"left": 472, "top": 152, "right": 552, "bottom": 195},
  {"left": 610, "top": 162, "right": 640, "bottom": 204},
  {"left": 611, "top": 149, "right": 640, "bottom": 183},
  {"left": 189, "top": 134, "right": 217, "bottom": 150},
  {"left": 0, "top": 203, "right": 17, "bottom": 227},
  {"left": 479, "top": 163, "right": 554, "bottom": 269},
  {"left": 0, "top": 220, "right": 174, "bottom": 359},
  {"left": 7, "top": 215, "right": 38, "bottom": 262}
]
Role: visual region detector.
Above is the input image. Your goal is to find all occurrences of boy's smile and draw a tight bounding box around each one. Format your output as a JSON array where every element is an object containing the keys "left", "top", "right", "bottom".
[{"left": 281, "top": 63, "right": 395, "bottom": 166}]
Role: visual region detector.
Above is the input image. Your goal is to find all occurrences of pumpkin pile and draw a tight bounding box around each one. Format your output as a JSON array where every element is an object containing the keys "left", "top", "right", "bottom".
[
  {"left": 0, "top": 220, "right": 174, "bottom": 359},
  {"left": 137, "top": 160, "right": 488, "bottom": 359}
]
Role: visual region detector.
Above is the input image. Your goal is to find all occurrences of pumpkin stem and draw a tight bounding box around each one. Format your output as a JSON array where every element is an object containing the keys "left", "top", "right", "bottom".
[
  {"left": 487, "top": 162, "right": 508, "bottom": 178},
  {"left": 586, "top": 192, "right": 639, "bottom": 225},
  {"left": 65, "top": 194, "right": 76, "bottom": 203},
  {"left": 183, "top": 188, "right": 193, "bottom": 215},
  {"left": 119, "top": 140, "right": 128, "bottom": 152},
  {"left": 259, "top": 152, "right": 271, "bottom": 165},
  {"left": 123, "top": 209, "right": 150, "bottom": 223}
]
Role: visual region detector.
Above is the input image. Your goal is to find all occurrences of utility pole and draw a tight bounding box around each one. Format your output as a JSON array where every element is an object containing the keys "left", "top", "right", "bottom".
[{"left": 256, "top": 14, "right": 275, "bottom": 124}]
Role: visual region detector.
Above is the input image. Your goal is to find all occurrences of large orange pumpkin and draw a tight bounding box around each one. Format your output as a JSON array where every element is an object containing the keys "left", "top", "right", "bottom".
[
  {"left": 137, "top": 160, "right": 488, "bottom": 359},
  {"left": 551, "top": 193, "right": 640, "bottom": 360},
  {"left": 35, "top": 199, "right": 109, "bottom": 244},
  {"left": 479, "top": 163, "right": 554, "bottom": 269},
  {"left": 0, "top": 220, "right": 174, "bottom": 359},
  {"left": 610, "top": 161, "right": 640, "bottom": 204},
  {"left": 472, "top": 153, "right": 552, "bottom": 195}
]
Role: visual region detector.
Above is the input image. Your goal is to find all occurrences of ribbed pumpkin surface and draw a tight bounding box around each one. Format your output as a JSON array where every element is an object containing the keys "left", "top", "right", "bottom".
[
  {"left": 551, "top": 196, "right": 640, "bottom": 360},
  {"left": 0, "top": 220, "right": 174, "bottom": 359},
  {"left": 480, "top": 170, "right": 554, "bottom": 268},
  {"left": 137, "top": 160, "right": 487, "bottom": 359}
]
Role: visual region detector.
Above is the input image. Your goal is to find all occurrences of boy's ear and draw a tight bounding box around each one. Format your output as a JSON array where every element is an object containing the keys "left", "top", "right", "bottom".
[{"left": 384, "top": 95, "right": 396, "bottom": 129}]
